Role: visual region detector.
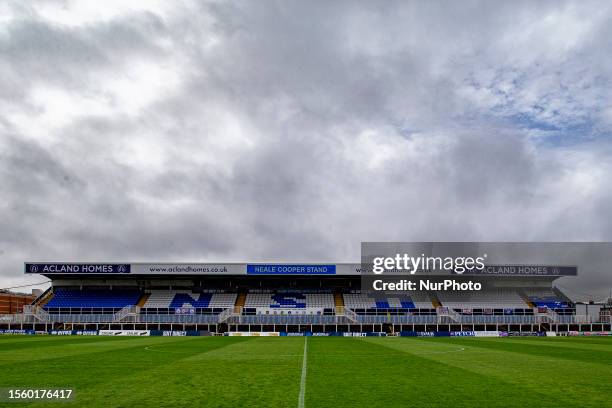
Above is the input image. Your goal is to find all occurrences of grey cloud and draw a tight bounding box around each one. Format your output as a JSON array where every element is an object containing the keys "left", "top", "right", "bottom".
[{"left": 0, "top": 1, "right": 611, "bottom": 300}]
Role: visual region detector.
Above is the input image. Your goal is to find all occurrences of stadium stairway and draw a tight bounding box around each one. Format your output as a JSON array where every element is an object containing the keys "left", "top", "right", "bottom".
[
  {"left": 334, "top": 292, "right": 345, "bottom": 314},
  {"left": 136, "top": 293, "right": 150, "bottom": 307},
  {"left": 234, "top": 292, "right": 247, "bottom": 313},
  {"left": 33, "top": 287, "right": 54, "bottom": 308},
  {"left": 553, "top": 287, "right": 573, "bottom": 304},
  {"left": 517, "top": 290, "right": 536, "bottom": 308},
  {"left": 430, "top": 294, "right": 442, "bottom": 308}
]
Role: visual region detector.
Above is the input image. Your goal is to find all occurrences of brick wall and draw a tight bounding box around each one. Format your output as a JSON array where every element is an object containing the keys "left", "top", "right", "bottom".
[{"left": 0, "top": 292, "right": 36, "bottom": 314}]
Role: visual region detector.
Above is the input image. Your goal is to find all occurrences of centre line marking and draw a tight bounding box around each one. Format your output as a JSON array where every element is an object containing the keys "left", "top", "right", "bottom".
[{"left": 298, "top": 337, "right": 308, "bottom": 408}]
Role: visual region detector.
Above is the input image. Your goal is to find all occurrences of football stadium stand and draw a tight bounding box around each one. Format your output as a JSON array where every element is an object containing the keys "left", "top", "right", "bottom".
[
  {"left": 2, "top": 262, "right": 608, "bottom": 335},
  {"left": 243, "top": 291, "right": 335, "bottom": 315},
  {"left": 436, "top": 288, "right": 529, "bottom": 310},
  {"left": 143, "top": 291, "right": 237, "bottom": 309},
  {"left": 523, "top": 288, "right": 572, "bottom": 309},
  {"left": 44, "top": 288, "right": 141, "bottom": 310},
  {"left": 343, "top": 292, "right": 433, "bottom": 310}
]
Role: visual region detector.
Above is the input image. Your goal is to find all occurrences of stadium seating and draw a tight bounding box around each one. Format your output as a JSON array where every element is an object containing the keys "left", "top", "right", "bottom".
[
  {"left": 37, "top": 286, "right": 576, "bottom": 323},
  {"left": 143, "top": 291, "right": 237, "bottom": 309},
  {"left": 209, "top": 293, "right": 239, "bottom": 308},
  {"left": 436, "top": 288, "right": 529, "bottom": 310},
  {"left": 342, "top": 292, "right": 432, "bottom": 310},
  {"left": 409, "top": 292, "right": 436, "bottom": 308},
  {"left": 523, "top": 288, "right": 572, "bottom": 309},
  {"left": 142, "top": 290, "right": 175, "bottom": 308},
  {"left": 45, "top": 288, "right": 141, "bottom": 309},
  {"left": 244, "top": 292, "right": 334, "bottom": 310}
]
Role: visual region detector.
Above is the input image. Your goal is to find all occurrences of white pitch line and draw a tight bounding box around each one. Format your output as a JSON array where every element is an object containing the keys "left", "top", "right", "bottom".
[
  {"left": 298, "top": 337, "right": 308, "bottom": 408},
  {"left": 413, "top": 347, "right": 466, "bottom": 355},
  {"left": 143, "top": 345, "right": 194, "bottom": 354}
]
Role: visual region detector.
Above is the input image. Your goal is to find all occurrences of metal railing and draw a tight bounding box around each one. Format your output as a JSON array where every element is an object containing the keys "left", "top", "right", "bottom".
[
  {"left": 217, "top": 308, "right": 235, "bottom": 323},
  {"left": 0, "top": 314, "right": 25, "bottom": 323},
  {"left": 355, "top": 315, "right": 438, "bottom": 324},
  {"left": 437, "top": 307, "right": 462, "bottom": 323},
  {"left": 238, "top": 315, "right": 340, "bottom": 325},
  {"left": 112, "top": 306, "right": 139, "bottom": 322},
  {"left": 8, "top": 306, "right": 608, "bottom": 325},
  {"left": 22, "top": 305, "right": 49, "bottom": 322},
  {"left": 139, "top": 314, "right": 220, "bottom": 324},
  {"left": 458, "top": 315, "right": 538, "bottom": 324}
]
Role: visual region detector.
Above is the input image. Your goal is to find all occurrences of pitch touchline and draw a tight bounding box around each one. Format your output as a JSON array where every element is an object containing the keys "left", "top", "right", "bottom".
[{"left": 298, "top": 337, "right": 308, "bottom": 408}]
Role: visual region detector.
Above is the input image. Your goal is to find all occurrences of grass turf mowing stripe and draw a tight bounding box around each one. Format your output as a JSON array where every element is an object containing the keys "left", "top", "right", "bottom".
[
  {"left": 306, "top": 337, "right": 566, "bottom": 408},
  {"left": 551, "top": 337, "right": 612, "bottom": 345},
  {"left": 75, "top": 337, "right": 304, "bottom": 408},
  {"left": 0, "top": 336, "right": 199, "bottom": 367},
  {"left": 501, "top": 337, "right": 612, "bottom": 352},
  {"left": 0, "top": 337, "right": 259, "bottom": 408},
  {"left": 0, "top": 337, "right": 237, "bottom": 384},
  {"left": 0, "top": 335, "right": 154, "bottom": 352},
  {"left": 365, "top": 337, "right": 611, "bottom": 407},
  {"left": 429, "top": 337, "right": 612, "bottom": 366},
  {"left": 0, "top": 336, "right": 609, "bottom": 407}
]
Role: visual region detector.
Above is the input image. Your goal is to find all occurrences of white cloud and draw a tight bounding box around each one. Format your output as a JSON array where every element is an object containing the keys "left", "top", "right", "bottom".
[{"left": 33, "top": 0, "right": 176, "bottom": 27}]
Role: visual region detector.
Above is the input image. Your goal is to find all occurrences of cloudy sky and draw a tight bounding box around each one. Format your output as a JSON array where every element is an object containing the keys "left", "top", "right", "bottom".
[{"left": 1, "top": 1, "right": 611, "bottom": 300}]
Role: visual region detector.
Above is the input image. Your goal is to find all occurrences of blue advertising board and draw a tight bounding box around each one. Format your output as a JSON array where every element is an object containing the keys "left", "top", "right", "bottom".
[
  {"left": 25, "top": 263, "right": 130, "bottom": 274},
  {"left": 246, "top": 264, "right": 336, "bottom": 275}
]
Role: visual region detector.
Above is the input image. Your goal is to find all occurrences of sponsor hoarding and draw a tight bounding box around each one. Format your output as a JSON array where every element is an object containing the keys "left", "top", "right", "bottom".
[
  {"left": 246, "top": 264, "right": 336, "bottom": 275},
  {"left": 25, "top": 260, "right": 578, "bottom": 276},
  {"left": 25, "top": 263, "right": 129, "bottom": 274},
  {"left": 98, "top": 330, "right": 150, "bottom": 336}
]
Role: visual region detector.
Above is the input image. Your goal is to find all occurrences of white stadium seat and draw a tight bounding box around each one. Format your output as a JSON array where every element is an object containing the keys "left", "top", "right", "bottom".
[
  {"left": 436, "top": 288, "right": 528, "bottom": 309},
  {"left": 143, "top": 290, "right": 236, "bottom": 308}
]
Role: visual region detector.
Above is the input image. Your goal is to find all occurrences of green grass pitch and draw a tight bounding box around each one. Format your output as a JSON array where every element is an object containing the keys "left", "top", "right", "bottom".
[{"left": 0, "top": 335, "right": 610, "bottom": 407}]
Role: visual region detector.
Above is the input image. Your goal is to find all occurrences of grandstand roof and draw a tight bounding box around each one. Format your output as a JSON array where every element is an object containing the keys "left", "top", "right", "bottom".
[{"left": 24, "top": 262, "right": 577, "bottom": 277}]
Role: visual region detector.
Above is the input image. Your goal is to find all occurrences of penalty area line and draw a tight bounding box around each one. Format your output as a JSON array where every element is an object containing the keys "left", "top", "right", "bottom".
[{"left": 298, "top": 336, "right": 308, "bottom": 408}]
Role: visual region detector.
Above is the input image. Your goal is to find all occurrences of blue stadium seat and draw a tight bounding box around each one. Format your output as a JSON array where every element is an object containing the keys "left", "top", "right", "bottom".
[
  {"left": 375, "top": 299, "right": 390, "bottom": 308},
  {"left": 270, "top": 293, "right": 306, "bottom": 308},
  {"left": 45, "top": 288, "right": 141, "bottom": 309},
  {"left": 400, "top": 299, "right": 416, "bottom": 308},
  {"left": 344, "top": 293, "right": 418, "bottom": 310},
  {"left": 169, "top": 293, "right": 213, "bottom": 308},
  {"left": 530, "top": 298, "right": 571, "bottom": 309}
]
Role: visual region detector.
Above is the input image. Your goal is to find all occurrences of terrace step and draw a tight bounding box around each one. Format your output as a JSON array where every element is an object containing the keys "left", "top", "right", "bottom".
[
  {"left": 136, "top": 293, "right": 150, "bottom": 307},
  {"left": 34, "top": 288, "right": 55, "bottom": 308},
  {"left": 234, "top": 292, "right": 247, "bottom": 313},
  {"left": 431, "top": 295, "right": 442, "bottom": 308},
  {"left": 517, "top": 290, "right": 535, "bottom": 308},
  {"left": 334, "top": 292, "right": 344, "bottom": 314}
]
